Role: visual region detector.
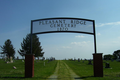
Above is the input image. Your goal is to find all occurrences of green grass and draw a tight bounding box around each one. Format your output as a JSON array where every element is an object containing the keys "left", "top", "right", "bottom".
[
  {"left": 0, "top": 59, "right": 57, "bottom": 80},
  {"left": 63, "top": 60, "right": 120, "bottom": 80},
  {"left": 1, "top": 59, "right": 120, "bottom": 80}
]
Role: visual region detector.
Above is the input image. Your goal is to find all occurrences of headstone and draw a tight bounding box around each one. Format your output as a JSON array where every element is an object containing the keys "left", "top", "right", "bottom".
[
  {"left": 13, "top": 66, "right": 16, "bottom": 69},
  {"left": 105, "top": 62, "right": 110, "bottom": 68},
  {"left": 71, "top": 58, "right": 73, "bottom": 61},
  {"left": 6, "top": 61, "right": 9, "bottom": 63},
  {"left": 22, "top": 60, "right": 24, "bottom": 62},
  {"left": 74, "top": 58, "right": 76, "bottom": 61},
  {"left": 10, "top": 56, "right": 13, "bottom": 63},
  {"left": 78, "top": 58, "right": 80, "bottom": 62},
  {"left": 88, "top": 60, "right": 92, "bottom": 65}
]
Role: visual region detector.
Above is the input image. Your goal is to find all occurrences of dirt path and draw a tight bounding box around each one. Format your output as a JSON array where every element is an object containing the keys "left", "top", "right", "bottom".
[{"left": 47, "top": 60, "right": 82, "bottom": 80}]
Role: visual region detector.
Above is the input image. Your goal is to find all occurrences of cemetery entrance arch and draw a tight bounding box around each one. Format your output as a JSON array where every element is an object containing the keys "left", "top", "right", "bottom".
[{"left": 25, "top": 18, "right": 103, "bottom": 78}]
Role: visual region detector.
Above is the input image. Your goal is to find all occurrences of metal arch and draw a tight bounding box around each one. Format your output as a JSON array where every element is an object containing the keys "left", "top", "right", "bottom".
[
  {"left": 31, "top": 17, "right": 94, "bottom": 22},
  {"left": 30, "top": 17, "right": 97, "bottom": 54}
]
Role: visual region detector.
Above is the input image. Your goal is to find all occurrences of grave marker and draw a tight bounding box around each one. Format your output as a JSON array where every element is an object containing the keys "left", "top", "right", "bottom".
[
  {"left": 10, "top": 56, "right": 13, "bottom": 63},
  {"left": 88, "top": 60, "right": 92, "bottom": 65},
  {"left": 105, "top": 62, "right": 110, "bottom": 68}
]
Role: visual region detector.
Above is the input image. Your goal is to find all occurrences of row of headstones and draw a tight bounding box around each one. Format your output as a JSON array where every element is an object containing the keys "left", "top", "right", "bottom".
[
  {"left": 69, "top": 58, "right": 111, "bottom": 68},
  {"left": 104, "top": 59, "right": 120, "bottom": 68},
  {"left": 68, "top": 58, "right": 93, "bottom": 65},
  {"left": 47, "top": 57, "right": 55, "bottom": 63},
  {"left": 83, "top": 60, "right": 111, "bottom": 68}
]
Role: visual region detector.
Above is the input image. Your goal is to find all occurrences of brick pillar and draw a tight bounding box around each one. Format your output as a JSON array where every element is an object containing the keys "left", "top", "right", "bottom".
[
  {"left": 93, "top": 53, "right": 103, "bottom": 77},
  {"left": 25, "top": 54, "right": 34, "bottom": 78}
]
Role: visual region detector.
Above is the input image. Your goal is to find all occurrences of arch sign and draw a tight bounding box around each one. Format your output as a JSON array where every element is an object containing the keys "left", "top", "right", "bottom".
[
  {"left": 25, "top": 18, "right": 103, "bottom": 78},
  {"left": 31, "top": 17, "right": 97, "bottom": 54}
]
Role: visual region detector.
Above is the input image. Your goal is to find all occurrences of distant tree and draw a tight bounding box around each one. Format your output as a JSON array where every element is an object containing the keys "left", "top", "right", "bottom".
[
  {"left": 0, "top": 39, "right": 15, "bottom": 58},
  {"left": 113, "top": 50, "right": 120, "bottom": 59},
  {"left": 18, "top": 34, "right": 44, "bottom": 58},
  {"left": 103, "top": 54, "right": 113, "bottom": 60}
]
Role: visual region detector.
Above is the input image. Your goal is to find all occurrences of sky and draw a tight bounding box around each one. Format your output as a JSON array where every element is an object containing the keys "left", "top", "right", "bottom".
[{"left": 0, "top": 0, "right": 120, "bottom": 60}]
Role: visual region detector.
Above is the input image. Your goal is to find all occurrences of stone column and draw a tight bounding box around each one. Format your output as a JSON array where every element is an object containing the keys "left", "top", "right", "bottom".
[
  {"left": 25, "top": 54, "right": 34, "bottom": 78},
  {"left": 93, "top": 53, "right": 103, "bottom": 77}
]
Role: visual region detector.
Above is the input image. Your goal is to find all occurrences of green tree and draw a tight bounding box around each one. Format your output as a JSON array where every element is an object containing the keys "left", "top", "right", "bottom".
[
  {"left": 103, "top": 54, "right": 113, "bottom": 60},
  {"left": 18, "top": 34, "right": 44, "bottom": 58},
  {"left": 0, "top": 39, "right": 15, "bottom": 58},
  {"left": 113, "top": 50, "right": 120, "bottom": 59}
]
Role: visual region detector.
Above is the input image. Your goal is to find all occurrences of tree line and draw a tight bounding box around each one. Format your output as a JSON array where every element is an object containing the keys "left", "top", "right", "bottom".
[
  {"left": 104, "top": 50, "right": 120, "bottom": 60},
  {"left": 0, "top": 34, "right": 44, "bottom": 59}
]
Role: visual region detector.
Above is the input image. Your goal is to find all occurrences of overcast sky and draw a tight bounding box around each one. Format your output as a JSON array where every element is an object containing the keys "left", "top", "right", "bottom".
[{"left": 0, "top": 0, "right": 120, "bottom": 59}]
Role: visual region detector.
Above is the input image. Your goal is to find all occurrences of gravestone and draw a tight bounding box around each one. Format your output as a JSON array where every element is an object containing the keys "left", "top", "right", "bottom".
[
  {"left": 10, "top": 56, "right": 13, "bottom": 63},
  {"left": 78, "top": 58, "right": 80, "bottom": 62},
  {"left": 74, "top": 58, "right": 76, "bottom": 61},
  {"left": 71, "top": 58, "right": 73, "bottom": 61},
  {"left": 88, "top": 60, "right": 92, "bottom": 65},
  {"left": 105, "top": 62, "right": 110, "bottom": 68},
  {"left": 83, "top": 61, "right": 84, "bottom": 63},
  {"left": 22, "top": 60, "right": 24, "bottom": 62}
]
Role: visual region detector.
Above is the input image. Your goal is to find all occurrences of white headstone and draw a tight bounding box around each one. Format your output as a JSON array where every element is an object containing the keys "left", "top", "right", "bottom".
[{"left": 10, "top": 56, "right": 13, "bottom": 63}]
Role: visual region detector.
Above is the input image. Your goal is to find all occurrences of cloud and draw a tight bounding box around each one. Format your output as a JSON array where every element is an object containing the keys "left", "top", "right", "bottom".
[
  {"left": 97, "top": 33, "right": 101, "bottom": 36},
  {"left": 75, "top": 35, "right": 85, "bottom": 38},
  {"left": 96, "top": 21, "right": 120, "bottom": 27},
  {"left": 71, "top": 41, "right": 90, "bottom": 46}
]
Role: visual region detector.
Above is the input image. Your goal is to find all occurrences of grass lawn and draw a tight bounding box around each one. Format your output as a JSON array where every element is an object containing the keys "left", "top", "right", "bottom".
[
  {"left": 63, "top": 60, "right": 120, "bottom": 80},
  {"left": 0, "top": 59, "right": 57, "bottom": 80},
  {"left": 1, "top": 59, "right": 120, "bottom": 80}
]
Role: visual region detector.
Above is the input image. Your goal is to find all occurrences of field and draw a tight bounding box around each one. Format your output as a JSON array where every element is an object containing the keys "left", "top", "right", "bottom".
[
  {"left": 0, "top": 59, "right": 120, "bottom": 80},
  {"left": 0, "top": 59, "right": 57, "bottom": 80},
  {"left": 64, "top": 60, "right": 120, "bottom": 80}
]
